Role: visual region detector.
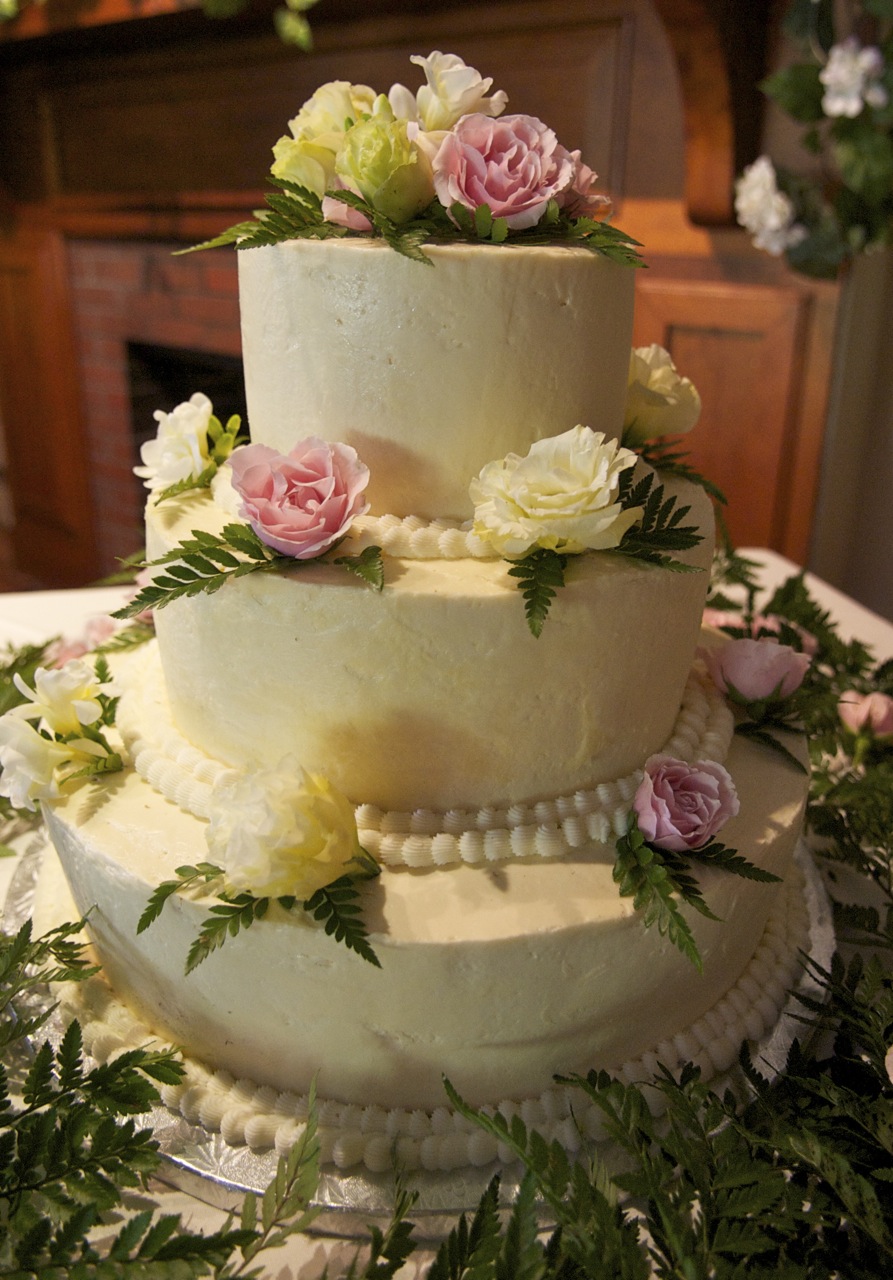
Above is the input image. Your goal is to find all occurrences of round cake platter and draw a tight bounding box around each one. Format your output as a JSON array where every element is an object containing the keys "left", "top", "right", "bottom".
[{"left": 4, "top": 836, "right": 835, "bottom": 1240}]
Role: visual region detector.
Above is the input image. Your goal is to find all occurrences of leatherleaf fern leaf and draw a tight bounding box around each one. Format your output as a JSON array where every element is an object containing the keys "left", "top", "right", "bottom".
[
  {"left": 140, "top": 855, "right": 382, "bottom": 972},
  {"left": 443, "top": 1080, "right": 647, "bottom": 1278},
  {"left": 614, "top": 469, "right": 704, "bottom": 570},
  {"left": 613, "top": 819, "right": 716, "bottom": 971},
  {"left": 113, "top": 525, "right": 384, "bottom": 620},
  {"left": 506, "top": 548, "right": 569, "bottom": 638}
]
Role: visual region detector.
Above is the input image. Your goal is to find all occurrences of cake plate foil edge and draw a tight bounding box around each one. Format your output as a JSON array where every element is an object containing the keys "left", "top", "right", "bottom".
[{"left": 4, "top": 836, "right": 834, "bottom": 1240}]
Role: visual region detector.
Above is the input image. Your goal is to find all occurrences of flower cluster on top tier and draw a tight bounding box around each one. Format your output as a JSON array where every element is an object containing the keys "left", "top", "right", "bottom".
[
  {"left": 270, "top": 51, "right": 611, "bottom": 234},
  {"left": 190, "top": 52, "right": 640, "bottom": 262}
]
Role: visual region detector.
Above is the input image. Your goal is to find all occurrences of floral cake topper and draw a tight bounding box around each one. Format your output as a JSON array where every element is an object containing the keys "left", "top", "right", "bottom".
[{"left": 188, "top": 52, "right": 642, "bottom": 265}]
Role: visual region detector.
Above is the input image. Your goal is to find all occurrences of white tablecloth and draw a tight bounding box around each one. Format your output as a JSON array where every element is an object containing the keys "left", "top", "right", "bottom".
[{"left": 2, "top": 549, "right": 892, "bottom": 1276}]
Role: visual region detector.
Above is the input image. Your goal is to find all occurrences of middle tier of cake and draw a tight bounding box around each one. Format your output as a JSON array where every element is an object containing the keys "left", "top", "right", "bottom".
[{"left": 145, "top": 475, "right": 714, "bottom": 814}]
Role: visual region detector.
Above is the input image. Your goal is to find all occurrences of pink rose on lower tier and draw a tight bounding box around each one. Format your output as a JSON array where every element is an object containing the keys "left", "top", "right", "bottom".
[
  {"left": 838, "top": 690, "right": 893, "bottom": 739},
  {"left": 633, "top": 755, "right": 740, "bottom": 853},
  {"left": 432, "top": 112, "right": 575, "bottom": 230},
  {"left": 699, "top": 637, "right": 811, "bottom": 704},
  {"left": 228, "top": 438, "right": 370, "bottom": 559}
]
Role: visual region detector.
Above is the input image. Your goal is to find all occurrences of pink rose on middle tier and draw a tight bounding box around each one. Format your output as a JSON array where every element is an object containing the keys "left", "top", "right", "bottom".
[
  {"left": 700, "top": 636, "right": 811, "bottom": 705},
  {"left": 633, "top": 755, "right": 740, "bottom": 853},
  {"left": 432, "top": 112, "right": 576, "bottom": 229},
  {"left": 228, "top": 438, "right": 370, "bottom": 559}
]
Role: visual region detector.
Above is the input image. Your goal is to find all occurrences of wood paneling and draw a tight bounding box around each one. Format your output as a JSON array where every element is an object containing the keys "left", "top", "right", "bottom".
[
  {"left": 0, "top": 227, "right": 97, "bottom": 583},
  {"left": 633, "top": 275, "right": 829, "bottom": 561}
]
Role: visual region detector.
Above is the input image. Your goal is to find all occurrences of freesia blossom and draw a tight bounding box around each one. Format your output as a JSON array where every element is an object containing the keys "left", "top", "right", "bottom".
[
  {"left": 633, "top": 754, "right": 739, "bottom": 853},
  {"left": 134, "top": 392, "right": 213, "bottom": 493},
  {"left": 734, "top": 156, "right": 807, "bottom": 256},
  {"left": 838, "top": 690, "right": 893, "bottom": 740},
  {"left": 206, "top": 761, "right": 367, "bottom": 899},
  {"left": 388, "top": 51, "right": 507, "bottom": 133},
  {"left": 623, "top": 345, "right": 701, "bottom": 446},
  {"left": 0, "top": 717, "right": 73, "bottom": 810},
  {"left": 470, "top": 425, "right": 642, "bottom": 557},
  {"left": 12, "top": 659, "right": 111, "bottom": 736},
  {"left": 700, "top": 637, "right": 810, "bottom": 705},
  {"left": 432, "top": 113, "right": 576, "bottom": 230},
  {"left": 820, "top": 38, "right": 888, "bottom": 118},
  {"left": 228, "top": 437, "right": 370, "bottom": 559}
]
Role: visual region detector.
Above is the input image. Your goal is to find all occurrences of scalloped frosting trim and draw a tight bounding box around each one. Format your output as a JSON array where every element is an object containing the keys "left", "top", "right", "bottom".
[
  {"left": 59, "top": 855, "right": 809, "bottom": 1173},
  {"left": 347, "top": 514, "right": 493, "bottom": 559},
  {"left": 115, "top": 644, "right": 734, "bottom": 869}
]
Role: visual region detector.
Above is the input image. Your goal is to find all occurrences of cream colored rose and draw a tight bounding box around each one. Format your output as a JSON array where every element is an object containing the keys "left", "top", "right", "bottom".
[
  {"left": 624, "top": 345, "right": 702, "bottom": 447},
  {"left": 207, "top": 761, "right": 367, "bottom": 900},
  {"left": 470, "top": 425, "right": 642, "bottom": 558},
  {"left": 285, "top": 79, "right": 376, "bottom": 153},
  {"left": 335, "top": 105, "right": 434, "bottom": 224},
  {"left": 270, "top": 136, "right": 337, "bottom": 198}
]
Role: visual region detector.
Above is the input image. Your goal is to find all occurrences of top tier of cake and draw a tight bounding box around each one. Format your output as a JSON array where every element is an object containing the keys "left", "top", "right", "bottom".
[{"left": 237, "top": 239, "right": 635, "bottom": 520}]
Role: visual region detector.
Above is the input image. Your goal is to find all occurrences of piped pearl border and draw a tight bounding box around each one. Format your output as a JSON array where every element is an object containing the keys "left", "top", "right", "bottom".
[
  {"left": 115, "top": 644, "right": 734, "bottom": 870},
  {"left": 60, "top": 855, "right": 809, "bottom": 1174},
  {"left": 347, "top": 514, "right": 493, "bottom": 559}
]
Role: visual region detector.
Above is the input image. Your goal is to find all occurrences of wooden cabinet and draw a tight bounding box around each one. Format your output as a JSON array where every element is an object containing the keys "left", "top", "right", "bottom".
[{"left": 0, "top": 0, "right": 838, "bottom": 583}]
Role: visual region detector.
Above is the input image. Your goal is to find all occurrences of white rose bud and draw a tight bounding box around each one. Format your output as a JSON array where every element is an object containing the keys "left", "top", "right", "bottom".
[{"left": 623, "top": 345, "right": 701, "bottom": 447}]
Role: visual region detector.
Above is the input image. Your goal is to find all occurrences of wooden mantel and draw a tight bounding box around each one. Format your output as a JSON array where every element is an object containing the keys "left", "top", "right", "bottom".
[{"left": 0, "top": 0, "right": 837, "bottom": 586}]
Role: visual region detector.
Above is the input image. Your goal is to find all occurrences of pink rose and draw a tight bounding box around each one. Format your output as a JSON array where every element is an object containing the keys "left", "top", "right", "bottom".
[
  {"left": 633, "top": 754, "right": 739, "bottom": 853},
  {"left": 228, "top": 438, "right": 370, "bottom": 560},
  {"left": 838, "top": 690, "right": 893, "bottom": 739},
  {"left": 558, "top": 152, "right": 612, "bottom": 220},
  {"left": 321, "top": 194, "right": 373, "bottom": 232},
  {"left": 699, "top": 637, "right": 810, "bottom": 704},
  {"left": 45, "top": 615, "right": 117, "bottom": 668},
  {"left": 432, "top": 113, "right": 576, "bottom": 230}
]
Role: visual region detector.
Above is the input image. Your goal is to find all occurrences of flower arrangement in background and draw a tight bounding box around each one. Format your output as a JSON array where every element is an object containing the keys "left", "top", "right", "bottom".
[{"left": 735, "top": 0, "right": 893, "bottom": 278}]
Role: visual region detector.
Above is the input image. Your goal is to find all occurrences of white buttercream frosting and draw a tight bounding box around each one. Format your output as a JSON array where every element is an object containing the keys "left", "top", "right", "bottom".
[
  {"left": 53, "top": 851, "right": 809, "bottom": 1171},
  {"left": 115, "top": 641, "right": 734, "bottom": 868}
]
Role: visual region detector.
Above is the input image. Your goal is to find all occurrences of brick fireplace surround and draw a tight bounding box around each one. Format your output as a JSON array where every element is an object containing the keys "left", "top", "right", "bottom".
[{"left": 68, "top": 241, "right": 241, "bottom": 575}]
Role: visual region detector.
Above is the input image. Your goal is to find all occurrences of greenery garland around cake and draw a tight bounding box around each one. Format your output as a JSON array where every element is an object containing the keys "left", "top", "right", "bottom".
[
  {"left": 183, "top": 52, "right": 643, "bottom": 266},
  {"left": 3, "top": 549, "right": 893, "bottom": 1276}
]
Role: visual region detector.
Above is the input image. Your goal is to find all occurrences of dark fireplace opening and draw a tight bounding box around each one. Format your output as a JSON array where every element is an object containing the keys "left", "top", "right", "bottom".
[{"left": 127, "top": 341, "right": 248, "bottom": 467}]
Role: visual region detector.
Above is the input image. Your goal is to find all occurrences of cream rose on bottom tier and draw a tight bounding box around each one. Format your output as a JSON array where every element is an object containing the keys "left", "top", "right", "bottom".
[{"left": 206, "top": 761, "right": 366, "bottom": 899}]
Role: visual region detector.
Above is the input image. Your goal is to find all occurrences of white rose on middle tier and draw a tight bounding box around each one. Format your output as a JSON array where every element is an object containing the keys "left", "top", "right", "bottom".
[{"left": 470, "top": 424, "right": 642, "bottom": 558}]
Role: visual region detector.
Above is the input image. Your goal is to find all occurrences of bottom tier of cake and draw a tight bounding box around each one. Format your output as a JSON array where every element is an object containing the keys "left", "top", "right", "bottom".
[{"left": 38, "top": 719, "right": 809, "bottom": 1171}]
